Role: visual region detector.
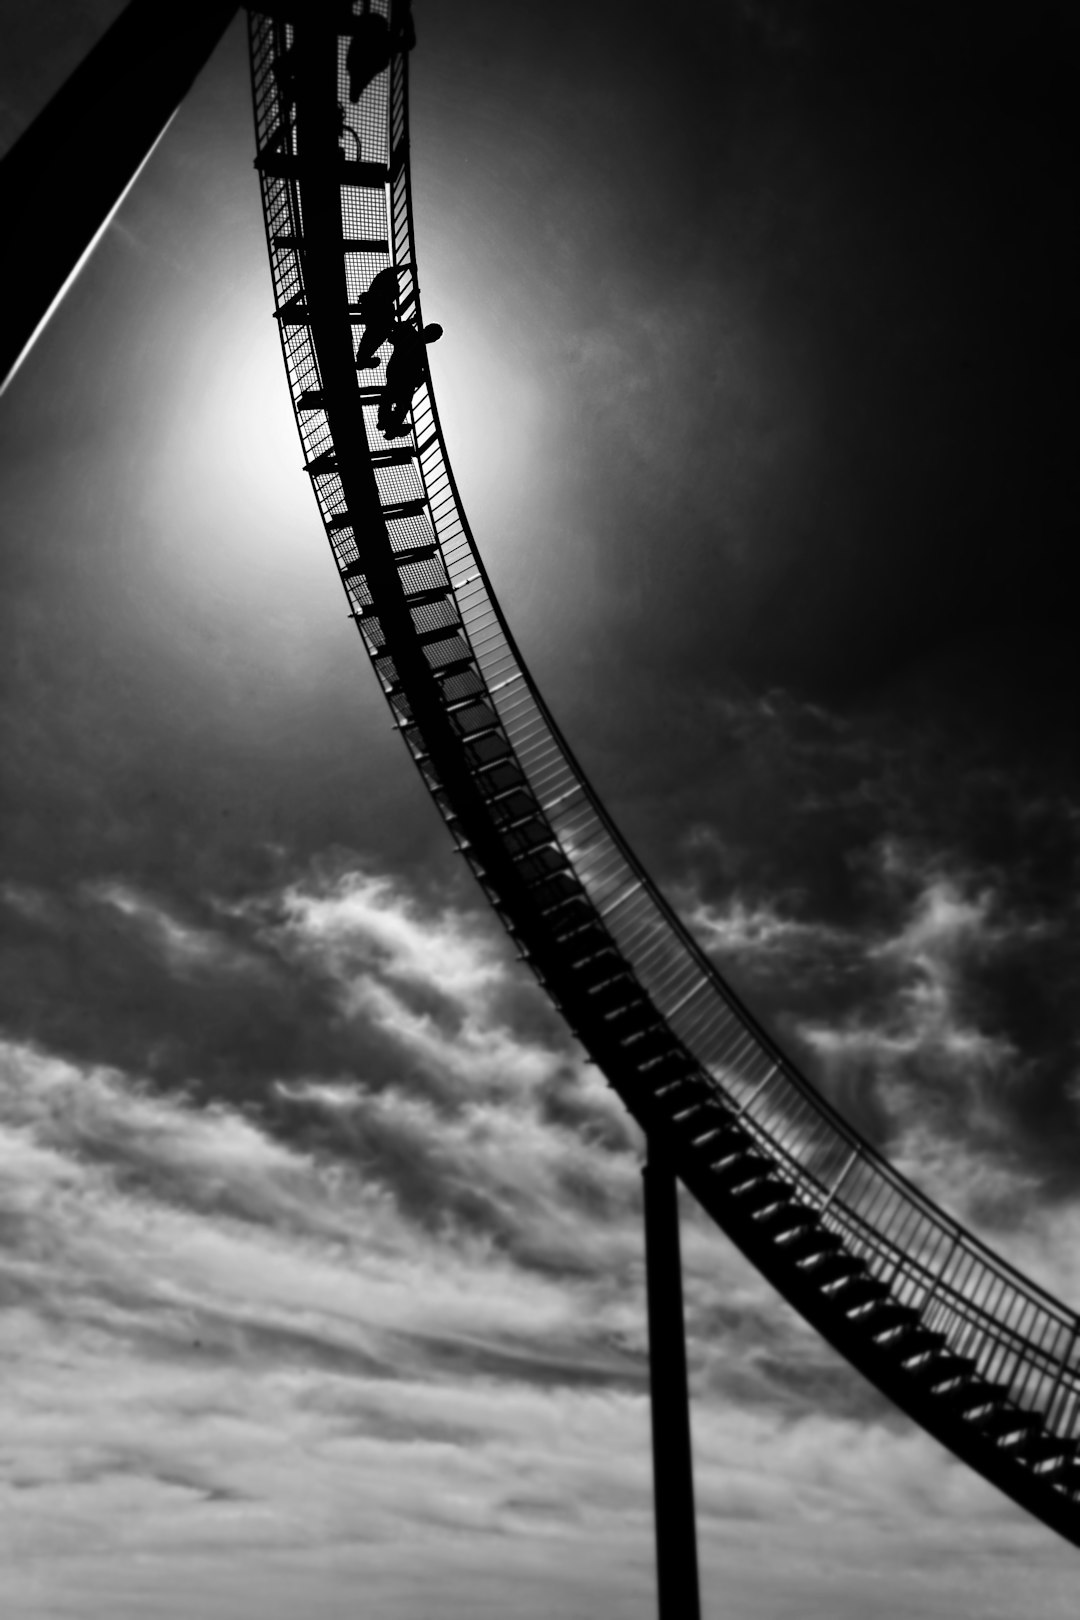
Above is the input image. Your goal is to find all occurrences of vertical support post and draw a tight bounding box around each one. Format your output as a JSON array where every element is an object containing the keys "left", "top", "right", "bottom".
[
  {"left": 0, "top": 0, "right": 239, "bottom": 393},
  {"left": 643, "top": 1134, "right": 702, "bottom": 1620}
]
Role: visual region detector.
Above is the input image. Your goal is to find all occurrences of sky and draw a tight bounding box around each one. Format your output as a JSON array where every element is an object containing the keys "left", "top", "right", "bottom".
[{"left": 1, "top": 0, "right": 1079, "bottom": 1614}]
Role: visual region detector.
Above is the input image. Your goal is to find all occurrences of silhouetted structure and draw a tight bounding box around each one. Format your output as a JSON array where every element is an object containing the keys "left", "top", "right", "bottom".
[
  {"left": 354, "top": 268, "right": 401, "bottom": 368},
  {"left": 0, "top": 0, "right": 238, "bottom": 392},
  {"left": 643, "top": 1142, "right": 702, "bottom": 1620},
  {"left": 378, "top": 320, "right": 442, "bottom": 436},
  {"left": 346, "top": 4, "right": 391, "bottom": 102},
  {"left": 247, "top": 10, "right": 1080, "bottom": 1561},
  {"left": 8, "top": 8, "right": 1077, "bottom": 1603}
]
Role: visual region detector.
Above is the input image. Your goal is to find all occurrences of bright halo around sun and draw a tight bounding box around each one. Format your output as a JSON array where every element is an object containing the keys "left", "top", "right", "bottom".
[
  {"left": 423, "top": 284, "right": 551, "bottom": 569},
  {"left": 136, "top": 237, "right": 559, "bottom": 697},
  {"left": 147, "top": 260, "right": 330, "bottom": 591}
]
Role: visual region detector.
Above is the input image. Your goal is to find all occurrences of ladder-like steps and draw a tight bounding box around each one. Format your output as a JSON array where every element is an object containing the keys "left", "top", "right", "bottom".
[
  {"left": 251, "top": 16, "right": 1080, "bottom": 1542},
  {"left": 667, "top": 1090, "right": 1078, "bottom": 1496},
  {"left": 658, "top": 1090, "right": 1074, "bottom": 1503}
]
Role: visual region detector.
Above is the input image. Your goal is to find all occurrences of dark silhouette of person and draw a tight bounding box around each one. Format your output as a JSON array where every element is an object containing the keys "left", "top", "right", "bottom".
[
  {"left": 346, "top": 1, "right": 416, "bottom": 102},
  {"left": 346, "top": 3, "right": 390, "bottom": 101},
  {"left": 354, "top": 267, "right": 400, "bottom": 368},
  {"left": 378, "top": 320, "right": 442, "bottom": 437},
  {"left": 392, "top": 0, "right": 417, "bottom": 54}
]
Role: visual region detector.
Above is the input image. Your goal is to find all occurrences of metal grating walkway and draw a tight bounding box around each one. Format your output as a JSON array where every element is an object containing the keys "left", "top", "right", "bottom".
[{"left": 247, "top": 5, "right": 1080, "bottom": 1547}]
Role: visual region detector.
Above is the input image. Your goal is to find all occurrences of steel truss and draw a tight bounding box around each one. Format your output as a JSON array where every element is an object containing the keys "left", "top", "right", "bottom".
[{"left": 248, "top": 5, "right": 1080, "bottom": 1546}]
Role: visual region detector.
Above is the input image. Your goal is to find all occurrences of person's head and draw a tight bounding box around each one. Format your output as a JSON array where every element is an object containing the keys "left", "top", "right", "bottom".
[{"left": 422, "top": 323, "right": 443, "bottom": 344}]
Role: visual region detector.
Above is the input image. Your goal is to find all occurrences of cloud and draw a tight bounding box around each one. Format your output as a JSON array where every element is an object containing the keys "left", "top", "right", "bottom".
[
  {"left": 272, "top": 869, "right": 510, "bottom": 1003},
  {"left": 3, "top": 850, "right": 1079, "bottom": 1607},
  {"left": 686, "top": 894, "right": 846, "bottom": 960},
  {"left": 0, "top": 880, "right": 64, "bottom": 926},
  {"left": 229, "top": 852, "right": 1080, "bottom": 1343},
  {"left": 667, "top": 826, "right": 1080, "bottom": 1316},
  {"left": 86, "top": 879, "right": 273, "bottom": 982},
  {"left": 2, "top": 838, "right": 1078, "bottom": 1614},
  {"left": 773, "top": 841, "right": 1080, "bottom": 1309},
  {"left": 672, "top": 829, "right": 1054, "bottom": 1171},
  {"left": 682, "top": 889, "right": 862, "bottom": 1021},
  {"left": 0, "top": 1041, "right": 1052, "bottom": 1576},
  {"left": 0, "top": 862, "right": 583, "bottom": 1108},
  {"left": 798, "top": 843, "right": 1024, "bottom": 1142}
]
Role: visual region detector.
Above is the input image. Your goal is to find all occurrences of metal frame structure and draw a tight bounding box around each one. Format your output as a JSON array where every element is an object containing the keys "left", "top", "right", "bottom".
[{"left": 246, "top": 3, "right": 1080, "bottom": 1549}]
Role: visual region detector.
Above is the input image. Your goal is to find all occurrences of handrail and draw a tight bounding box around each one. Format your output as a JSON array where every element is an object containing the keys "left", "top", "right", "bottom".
[{"left": 246, "top": 6, "right": 1080, "bottom": 1541}]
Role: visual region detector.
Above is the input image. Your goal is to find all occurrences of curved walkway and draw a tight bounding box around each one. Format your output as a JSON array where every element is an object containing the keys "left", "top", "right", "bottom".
[{"left": 247, "top": 7, "right": 1080, "bottom": 1545}]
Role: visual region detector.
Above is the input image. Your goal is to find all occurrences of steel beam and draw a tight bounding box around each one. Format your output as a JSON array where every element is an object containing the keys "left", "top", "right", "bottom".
[
  {"left": 643, "top": 1137, "right": 702, "bottom": 1620},
  {"left": 0, "top": 0, "right": 239, "bottom": 392}
]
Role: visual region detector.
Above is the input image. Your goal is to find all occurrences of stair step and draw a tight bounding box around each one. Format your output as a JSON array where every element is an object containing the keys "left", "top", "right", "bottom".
[
  {"left": 627, "top": 1030, "right": 681, "bottom": 1070},
  {"left": 940, "top": 1378, "right": 1011, "bottom": 1416},
  {"left": 861, "top": 1302, "right": 922, "bottom": 1341},
  {"left": 646, "top": 1059, "right": 702, "bottom": 1093},
  {"left": 684, "top": 1111, "right": 735, "bottom": 1143},
  {"left": 731, "top": 1176, "right": 793, "bottom": 1213},
  {"left": 391, "top": 542, "right": 439, "bottom": 567},
  {"left": 383, "top": 497, "right": 428, "bottom": 522},
  {"left": 913, "top": 1351, "right": 978, "bottom": 1391},
  {"left": 1011, "top": 1431, "right": 1072, "bottom": 1467},
  {"left": 800, "top": 1251, "right": 866, "bottom": 1286},
  {"left": 434, "top": 655, "right": 478, "bottom": 684},
  {"left": 675, "top": 1096, "right": 725, "bottom": 1128},
  {"left": 972, "top": 1405, "right": 1042, "bottom": 1443},
  {"left": 753, "top": 1203, "right": 819, "bottom": 1241},
  {"left": 772, "top": 1221, "right": 836, "bottom": 1255},
  {"left": 342, "top": 542, "right": 438, "bottom": 581},
  {"left": 575, "top": 955, "right": 624, "bottom": 993},
  {"left": 370, "top": 446, "right": 417, "bottom": 468},
  {"left": 1036, "top": 1448, "right": 1080, "bottom": 1485},
  {"left": 620, "top": 1014, "right": 667, "bottom": 1050},
  {"left": 614, "top": 1007, "right": 665, "bottom": 1044},
  {"left": 703, "top": 1124, "right": 755, "bottom": 1164},
  {"left": 657, "top": 1075, "right": 710, "bottom": 1108},
  {"left": 891, "top": 1327, "right": 948, "bottom": 1365},
  {"left": 403, "top": 584, "right": 452, "bottom": 610},
  {"left": 828, "top": 1275, "right": 891, "bottom": 1313},
  {"left": 562, "top": 921, "right": 612, "bottom": 958},
  {"left": 712, "top": 1151, "right": 773, "bottom": 1189},
  {"left": 587, "top": 978, "right": 639, "bottom": 1016}
]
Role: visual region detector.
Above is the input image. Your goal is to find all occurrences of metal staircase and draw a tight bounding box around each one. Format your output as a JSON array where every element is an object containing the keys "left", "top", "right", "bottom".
[{"left": 247, "top": 5, "right": 1080, "bottom": 1547}]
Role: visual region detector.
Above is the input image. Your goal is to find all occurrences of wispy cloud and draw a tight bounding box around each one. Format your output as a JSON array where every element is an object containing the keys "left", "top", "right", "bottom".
[
  {"left": 2, "top": 854, "right": 1078, "bottom": 1613},
  {"left": 800, "top": 844, "right": 1022, "bottom": 1135},
  {"left": 272, "top": 869, "right": 510, "bottom": 1003},
  {"left": 2, "top": 1031, "right": 1072, "bottom": 1619},
  {"left": 686, "top": 892, "right": 850, "bottom": 960},
  {"left": 87, "top": 879, "right": 274, "bottom": 983},
  {"left": 670, "top": 829, "right": 1080, "bottom": 1309}
]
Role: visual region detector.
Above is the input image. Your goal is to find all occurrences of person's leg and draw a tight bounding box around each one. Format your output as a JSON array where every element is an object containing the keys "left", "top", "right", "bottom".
[
  {"left": 357, "top": 314, "right": 396, "bottom": 369},
  {"left": 355, "top": 334, "right": 381, "bottom": 368},
  {"left": 382, "top": 398, "right": 410, "bottom": 437}
]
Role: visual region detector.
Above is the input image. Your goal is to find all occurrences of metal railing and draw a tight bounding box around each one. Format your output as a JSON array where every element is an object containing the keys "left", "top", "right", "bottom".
[{"left": 246, "top": 6, "right": 1080, "bottom": 1480}]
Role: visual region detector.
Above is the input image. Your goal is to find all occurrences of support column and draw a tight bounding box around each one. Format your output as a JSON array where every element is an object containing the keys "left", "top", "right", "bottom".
[
  {"left": 643, "top": 1135, "right": 702, "bottom": 1620},
  {"left": 0, "top": 0, "right": 239, "bottom": 392}
]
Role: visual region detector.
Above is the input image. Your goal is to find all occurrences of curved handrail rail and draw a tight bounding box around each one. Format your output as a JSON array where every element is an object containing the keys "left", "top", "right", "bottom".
[{"left": 246, "top": 5, "right": 1080, "bottom": 1541}]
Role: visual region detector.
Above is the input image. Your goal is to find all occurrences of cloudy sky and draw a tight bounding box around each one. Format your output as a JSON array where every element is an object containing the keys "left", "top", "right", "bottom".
[{"left": 1, "top": 1, "right": 1079, "bottom": 1614}]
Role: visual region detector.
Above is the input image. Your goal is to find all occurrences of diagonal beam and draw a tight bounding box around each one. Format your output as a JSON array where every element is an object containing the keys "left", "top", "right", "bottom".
[{"left": 0, "top": 0, "right": 239, "bottom": 392}]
